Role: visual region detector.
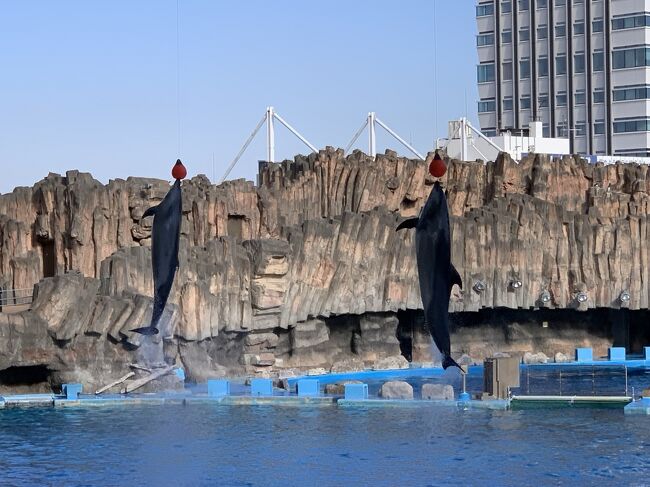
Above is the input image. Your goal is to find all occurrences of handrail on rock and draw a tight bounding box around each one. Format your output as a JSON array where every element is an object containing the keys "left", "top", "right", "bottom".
[{"left": 0, "top": 288, "right": 34, "bottom": 307}]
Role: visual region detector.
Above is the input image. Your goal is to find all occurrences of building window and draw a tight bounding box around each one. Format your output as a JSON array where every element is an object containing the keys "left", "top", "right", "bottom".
[
  {"left": 556, "top": 55, "right": 567, "bottom": 75},
  {"left": 543, "top": 124, "right": 550, "bottom": 137},
  {"left": 503, "top": 97, "right": 513, "bottom": 111},
  {"left": 476, "top": 2, "right": 494, "bottom": 16},
  {"left": 593, "top": 89, "right": 605, "bottom": 103},
  {"left": 477, "top": 63, "right": 495, "bottom": 83},
  {"left": 594, "top": 120, "right": 605, "bottom": 135},
  {"left": 477, "top": 32, "right": 495, "bottom": 46},
  {"left": 574, "top": 53, "right": 585, "bottom": 73},
  {"left": 537, "top": 25, "right": 548, "bottom": 39},
  {"left": 575, "top": 90, "right": 586, "bottom": 105},
  {"left": 538, "top": 0, "right": 547, "bottom": 8},
  {"left": 556, "top": 0, "right": 566, "bottom": 5},
  {"left": 520, "top": 59, "right": 530, "bottom": 79},
  {"left": 612, "top": 47, "right": 650, "bottom": 70},
  {"left": 575, "top": 121, "right": 586, "bottom": 136},
  {"left": 538, "top": 94, "right": 549, "bottom": 108},
  {"left": 502, "top": 30, "right": 512, "bottom": 44},
  {"left": 518, "top": 0, "right": 529, "bottom": 11},
  {"left": 538, "top": 57, "right": 548, "bottom": 77},
  {"left": 483, "top": 128, "right": 497, "bottom": 137},
  {"left": 613, "top": 85, "right": 650, "bottom": 101},
  {"left": 501, "top": 1, "right": 511, "bottom": 14},
  {"left": 519, "top": 27, "right": 530, "bottom": 41},
  {"left": 556, "top": 23, "right": 566, "bottom": 37},
  {"left": 611, "top": 15, "right": 650, "bottom": 31},
  {"left": 615, "top": 149, "right": 650, "bottom": 157},
  {"left": 478, "top": 98, "right": 497, "bottom": 113},
  {"left": 613, "top": 118, "right": 650, "bottom": 133},
  {"left": 593, "top": 52, "right": 604, "bottom": 71},
  {"left": 520, "top": 95, "right": 531, "bottom": 109},
  {"left": 592, "top": 19, "right": 604, "bottom": 33},
  {"left": 557, "top": 92, "right": 567, "bottom": 106},
  {"left": 574, "top": 21, "right": 585, "bottom": 35},
  {"left": 502, "top": 61, "right": 513, "bottom": 80},
  {"left": 557, "top": 123, "right": 568, "bottom": 137}
]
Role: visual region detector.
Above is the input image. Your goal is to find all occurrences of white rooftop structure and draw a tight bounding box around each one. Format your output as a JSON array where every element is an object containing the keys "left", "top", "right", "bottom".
[{"left": 441, "top": 118, "right": 570, "bottom": 162}]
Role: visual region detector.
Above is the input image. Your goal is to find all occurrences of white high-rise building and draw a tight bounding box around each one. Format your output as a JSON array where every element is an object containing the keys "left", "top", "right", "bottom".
[{"left": 476, "top": 0, "right": 650, "bottom": 157}]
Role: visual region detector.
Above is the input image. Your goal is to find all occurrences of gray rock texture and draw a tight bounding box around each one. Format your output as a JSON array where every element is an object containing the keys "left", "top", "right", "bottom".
[
  {"left": 379, "top": 380, "right": 414, "bottom": 400},
  {"left": 421, "top": 383, "right": 454, "bottom": 400}
]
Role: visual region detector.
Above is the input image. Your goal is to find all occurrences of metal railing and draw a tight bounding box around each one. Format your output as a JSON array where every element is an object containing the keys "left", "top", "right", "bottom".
[
  {"left": 0, "top": 288, "right": 34, "bottom": 307},
  {"left": 519, "top": 364, "right": 628, "bottom": 397}
]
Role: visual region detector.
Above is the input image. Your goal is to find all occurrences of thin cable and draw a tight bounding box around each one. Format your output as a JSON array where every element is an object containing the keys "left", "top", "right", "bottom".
[
  {"left": 433, "top": 0, "right": 439, "bottom": 144},
  {"left": 176, "top": 0, "right": 181, "bottom": 157}
]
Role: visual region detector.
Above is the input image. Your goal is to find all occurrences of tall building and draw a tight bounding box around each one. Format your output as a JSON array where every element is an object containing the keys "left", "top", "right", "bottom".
[{"left": 475, "top": 0, "right": 650, "bottom": 157}]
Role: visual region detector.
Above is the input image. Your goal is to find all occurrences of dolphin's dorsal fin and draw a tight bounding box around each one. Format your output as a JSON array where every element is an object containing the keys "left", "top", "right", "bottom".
[
  {"left": 141, "top": 205, "right": 159, "bottom": 220},
  {"left": 450, "top": 264, "right": 462, "bottom": 289},
  {"left": 396, "top": 217, "right": 419, "bottom": 231}
]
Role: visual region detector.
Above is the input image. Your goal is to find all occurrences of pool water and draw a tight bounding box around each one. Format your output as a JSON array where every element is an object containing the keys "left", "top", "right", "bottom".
[{"left": 1, "top": 403, "right": 649, "bottom": 486}]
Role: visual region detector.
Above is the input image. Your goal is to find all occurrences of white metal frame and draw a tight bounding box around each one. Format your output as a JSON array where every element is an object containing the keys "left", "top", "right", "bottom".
[
  {"left": 220, "top": 106, "right": 318, "bottom": 183},
  {"left": 344, "top": 112, "right": 424, "bottom": 160},
  {"left": 440, "top": 117, "right": 505, "bottom": 162}
]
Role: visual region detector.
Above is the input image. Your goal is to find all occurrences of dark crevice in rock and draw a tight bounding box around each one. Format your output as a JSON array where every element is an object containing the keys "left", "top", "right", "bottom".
[{"left": 0, "top": 365, "right": 52, "bottom": 389}]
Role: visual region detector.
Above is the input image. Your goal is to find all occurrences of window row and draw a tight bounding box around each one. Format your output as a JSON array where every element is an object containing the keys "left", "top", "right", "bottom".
[
  {"left": 484, "top": 19, "right": 605, "bottom": 47},
  {"left": 611, "top": 15, "right": 650, "bottom": 31},
  {"left": 479, "top": 90, "right": 607, "bottom": 113},
  {"left": 613, "top": 119, "right": 650, "bottom": 134}
]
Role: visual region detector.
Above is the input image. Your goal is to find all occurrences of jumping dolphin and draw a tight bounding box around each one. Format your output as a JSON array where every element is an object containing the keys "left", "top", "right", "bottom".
[
  {"left": 397, "top": 179, "right": 463, "bottom": 370},
  {"left": 131, "top": 163, "right": 184, "bottom": 335}
]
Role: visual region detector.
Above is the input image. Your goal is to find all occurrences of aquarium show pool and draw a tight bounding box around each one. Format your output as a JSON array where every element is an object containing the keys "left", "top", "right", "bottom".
[{"left": 1, "top": 402, "right": 649, "bottom": 486}]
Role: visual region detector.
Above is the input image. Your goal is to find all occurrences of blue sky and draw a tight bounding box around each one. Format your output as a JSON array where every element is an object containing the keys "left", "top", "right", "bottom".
[{"left": 0, "top": 1, "right": 478, "bottom": 193}]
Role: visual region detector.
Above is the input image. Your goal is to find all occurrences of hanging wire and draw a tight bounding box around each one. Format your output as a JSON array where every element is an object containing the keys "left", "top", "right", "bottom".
[
  {"left": 176, "top": 0, "right": 181, "bottom": 157},
  {"left": 433, "top": 0, "right": 439, "bottom": 143}
]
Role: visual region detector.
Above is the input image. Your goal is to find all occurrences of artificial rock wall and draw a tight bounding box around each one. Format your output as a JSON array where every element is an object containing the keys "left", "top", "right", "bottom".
[{"left": 0, "top": 148, "right": 649, "bottom": 388}]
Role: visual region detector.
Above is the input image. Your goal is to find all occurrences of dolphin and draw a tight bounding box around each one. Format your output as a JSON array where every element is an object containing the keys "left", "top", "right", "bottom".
[
  {"left": 131, "top": 178, "right": 182, "bottom": 335},
  {"left": 397, "top": 180, "right": 463, "bottom": 370}
]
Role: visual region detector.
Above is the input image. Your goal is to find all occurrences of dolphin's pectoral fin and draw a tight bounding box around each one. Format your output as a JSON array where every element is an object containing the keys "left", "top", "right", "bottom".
[
  {"left": 130, "top": 326, "right": 160, "bottom": 336},
  {"left": 141, "top": 205, "right": 159, "bottom": 220},
  {"left": 396, "top": 217, "right": 419, "bottom": 231},
  {"left": 450, "top": 264, "right": 462, "bottom": 290}
]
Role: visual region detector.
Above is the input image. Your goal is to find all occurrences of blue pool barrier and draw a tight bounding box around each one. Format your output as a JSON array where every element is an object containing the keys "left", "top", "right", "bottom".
[
  {"left": 575, "top": 348, "right": 593, "bottom": 362},
  {"left": 62, "top": 383, "right": 82, "bottom": 400},
  {"left": 251, "top": 378, "right": 273, "bottom": 396},
  {"left": 645, "top": 347, "right": 650, "bottom": 361},
  {"left": 608, "top": 347, "right": 626, "bottom": 361},
  {"left": 296, "top": 379, "right": 319, "bottom": 397},
  {"left": 458, "top": 392, "right": 471, "bottom": 402},
  {"left": 208, "top": 379, "right": 230, "bottom": 397},
  {"left": 344, "top": 383, "right": 368, "bottom": 400}
]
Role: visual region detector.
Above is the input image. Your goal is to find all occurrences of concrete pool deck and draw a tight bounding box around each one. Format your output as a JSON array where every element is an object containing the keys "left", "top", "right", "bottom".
[{"left": 0, "top": 346, "right": 648, "bottom": 412}]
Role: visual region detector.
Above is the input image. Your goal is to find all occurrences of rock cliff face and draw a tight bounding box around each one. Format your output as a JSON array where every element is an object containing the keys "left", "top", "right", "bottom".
[{"left": 0, "top": 148, "right": 649, "bottom": 390}]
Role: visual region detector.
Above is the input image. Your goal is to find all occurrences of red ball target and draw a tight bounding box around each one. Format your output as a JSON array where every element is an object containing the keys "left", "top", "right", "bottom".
[
  {"left": 429, "top": 153, "right": 447, "bottom": 178},
  {"left": 172, "top": 159, "right": 187, "bottom": 180}
]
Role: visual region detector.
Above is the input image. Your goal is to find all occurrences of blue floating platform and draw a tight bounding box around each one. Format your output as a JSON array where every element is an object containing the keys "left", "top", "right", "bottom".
[
  {"left": 250, "top": 378, "right": 273, "bottom": 396},
  {"left": 296, "top": 379, "right": 319, "bottom": 397},
  {"left": 608, "top": 347, "right": 626, "bottom": 361},
  {"left": 208, "top": 379, "right": 230, "bottom": 397},
  {"left": 625, "top": 398, "right": 650, "bottom": 415},
  {"left": 337, "top": 398, "right": 509, "bottom": 410}
]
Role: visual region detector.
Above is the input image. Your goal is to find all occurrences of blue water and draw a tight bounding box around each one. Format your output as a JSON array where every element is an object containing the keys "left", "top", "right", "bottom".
[{"left": 1, "top": 403, "right": 649, "bottom": 486}]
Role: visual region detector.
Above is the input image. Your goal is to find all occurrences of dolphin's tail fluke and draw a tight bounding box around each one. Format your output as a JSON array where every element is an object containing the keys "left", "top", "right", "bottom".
[
  {"left": 130, "top": 326, "right": 160, "bottom": 336},
  {"left": 442, "top": 355, "right": 464, "bottom": 372}
]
